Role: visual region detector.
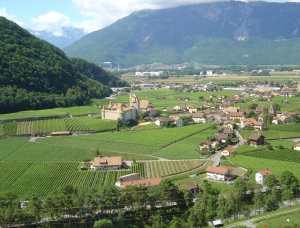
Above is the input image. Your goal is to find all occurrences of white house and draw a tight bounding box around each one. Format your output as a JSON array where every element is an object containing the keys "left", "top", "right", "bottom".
[
  {"left": 294, "top": 143, "right": 300, "bottom": 151},
  {"left": 91, "top": 156, "right": 122, "bottom": 171},
  {"left": 205, "top": 166, "right": 233, "bottom": 181},
  {"left": 255, "top": 169, "right": 273, "bottom": 185}
]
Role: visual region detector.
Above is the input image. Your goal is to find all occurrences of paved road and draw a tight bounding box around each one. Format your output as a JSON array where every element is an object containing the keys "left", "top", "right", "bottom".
[{"left": 225, "top": 207, "right": 300, "bottom": 228}]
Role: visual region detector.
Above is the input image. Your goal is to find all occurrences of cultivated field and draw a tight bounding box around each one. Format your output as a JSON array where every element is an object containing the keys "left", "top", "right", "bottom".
[
  {"left": 0, "top": 123, "right": 215, "bottom": 196},
  {"left": 0, "top": 117, "right": 117, "bottom": 136}
]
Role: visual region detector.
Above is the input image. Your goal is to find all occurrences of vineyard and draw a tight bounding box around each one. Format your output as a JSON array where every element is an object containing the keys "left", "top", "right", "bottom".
[
  {"left": 0, "top": 159, "right": 205, "bottom": 197},
  {"left": 230, "top": 155, "right": 300, "bottom": 178},
  {"left": 240, "top": 129, "right": 300, "bottom": 140},
  {"left": 0, "top": 161, "right": 131, "bottom": 197},
  {"left": 244, "top": 148, "right": 300, "bottom": 163},
  {"left": 33, "top": 123, "right": 216, "bottom": 159},
  {"left": 267, "top": 123, "right": 300, "bottom": 132},
  {"left": 132, "top": 160, "right": 205, "bottom": 179},
  {"left": 0, "top": 117, "right": 117, "bottom": 136}
]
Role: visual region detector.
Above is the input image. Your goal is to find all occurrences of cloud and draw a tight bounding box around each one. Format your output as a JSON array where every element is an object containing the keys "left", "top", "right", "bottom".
[
  {"left": 31, "top": 11, "right": 75, "bottom": 36},
  {"left": 71, "top": 0, "right": 290, "bottom": 32},
  {"left": 0, "top": 7, "right": 24, "bottom": 26},
  {"left": 71, "top": 0, "right": 219, "bottom": 32}
]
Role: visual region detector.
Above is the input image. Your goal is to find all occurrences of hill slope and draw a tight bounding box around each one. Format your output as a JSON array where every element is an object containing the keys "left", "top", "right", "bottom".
[
  {"left": 0, "top": 17, "right": 123, "bottom": 114},
  {"left": 64, "top": 2, "right": 300, "bottom": 66}
]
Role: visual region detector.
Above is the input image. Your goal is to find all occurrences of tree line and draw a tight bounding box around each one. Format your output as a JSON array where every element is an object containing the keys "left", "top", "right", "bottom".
[{"left": 0, "top": 170, "right": 299, "bottom": 228}]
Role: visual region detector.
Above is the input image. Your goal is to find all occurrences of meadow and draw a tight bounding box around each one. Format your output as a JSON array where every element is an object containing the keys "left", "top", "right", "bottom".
[{"left": 256, "top": 211, "right": 300, "bottom": 228}]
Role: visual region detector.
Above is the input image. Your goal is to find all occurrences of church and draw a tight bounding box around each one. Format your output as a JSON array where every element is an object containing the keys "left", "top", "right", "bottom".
[{"left": 101, "top": 94, "right": 154, "bottom": 122}]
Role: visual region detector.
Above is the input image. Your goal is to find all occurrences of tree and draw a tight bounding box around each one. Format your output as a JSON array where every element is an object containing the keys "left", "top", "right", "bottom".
[
  {"left": 266, "top": 186, "right": 281, "bottom": 211},
  {"left": 248, "top": 103, "right": 258, "bottom": 110},
  {"left": 252, "top": 191, "right": 265, "bottom": 214},
  {"left": 264, "top": 174, "right": 278, "bottom": 189},
  {"left": 216, "top": 195, "right": 230, "bottom": 222},
  {"left": 168, "top": 216, "right": 187, "bottom": 228},
  {"left": 280, "top": 171, "right": 298, "bottom": 190},
  {"left": 93, "top": 219, "right": 113, "bottom": 228},
  {"left": 187, "top": 200, "right": 206, "bottom": 227},
  {"left": 273, "top": 103, "right": 281, "bottom": 113}
]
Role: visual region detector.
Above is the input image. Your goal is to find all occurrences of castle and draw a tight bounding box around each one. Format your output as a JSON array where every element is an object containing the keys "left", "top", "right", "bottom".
[{"left": 101, "top": 94, "right": 154, "bottom": 122}]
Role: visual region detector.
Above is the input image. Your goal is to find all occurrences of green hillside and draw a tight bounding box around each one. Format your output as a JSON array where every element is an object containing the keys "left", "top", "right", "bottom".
[{"left": 0, "top": 17, "right": 124, "bottom": 114}]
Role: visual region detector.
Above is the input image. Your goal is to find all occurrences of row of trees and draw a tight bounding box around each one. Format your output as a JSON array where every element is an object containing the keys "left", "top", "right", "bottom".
[{"left": 0, "top": 171, "right": 298, "bottom": 227}]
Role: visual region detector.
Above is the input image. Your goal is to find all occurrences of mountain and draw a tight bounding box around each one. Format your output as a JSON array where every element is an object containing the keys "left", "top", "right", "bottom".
[
  {"left": 64, "top": 2, "right": 300, "bottom": 67},
  {"left": 28, "top": 27, "right": 86, "bottom": 49},
  {"left": 0, "top": 16, "right": 126, "bottom": 114}
]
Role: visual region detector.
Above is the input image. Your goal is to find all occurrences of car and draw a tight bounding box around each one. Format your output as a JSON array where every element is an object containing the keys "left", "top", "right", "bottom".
[{"left": 227, "top": 181, "right": 234, "bottom": 185}]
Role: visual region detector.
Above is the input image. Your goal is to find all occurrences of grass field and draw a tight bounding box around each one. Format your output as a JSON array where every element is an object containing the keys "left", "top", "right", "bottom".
[{"left": 256, "top": 211, "right": 300, "bottom": 228}]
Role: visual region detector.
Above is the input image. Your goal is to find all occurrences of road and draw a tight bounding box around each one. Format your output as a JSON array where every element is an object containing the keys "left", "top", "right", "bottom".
[{"left": 225, "top": 206, "right": 300, "bottom": 227}]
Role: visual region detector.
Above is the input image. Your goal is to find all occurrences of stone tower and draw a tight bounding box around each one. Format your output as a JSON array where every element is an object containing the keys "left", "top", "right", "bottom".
[
  {"left": 130, "top": 93, "right": 139, "bottom": 111},
  {"left": 270, "top": 103, "right": 275, "bottom": 116},
  {"left": 101, "top": 106, "right": 105, "bottom": 119}
]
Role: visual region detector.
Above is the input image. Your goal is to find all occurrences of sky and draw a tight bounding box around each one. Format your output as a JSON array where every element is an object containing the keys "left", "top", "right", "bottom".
[{"left": 0, "top": 0, "right": 297, "bottom": 36}]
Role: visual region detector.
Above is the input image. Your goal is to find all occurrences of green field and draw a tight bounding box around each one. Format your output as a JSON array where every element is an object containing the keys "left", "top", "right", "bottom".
[
  {"left": 0, "top": 122, "right": 214, "bottom": 196},
  {"left": 231, "top": 140, "right": 300, "bottom": 178},
  {"left": 0, "top": 106, "right": 101, "bottom": 120},
  {"left": 0, "top": 161, "right": 131, "bottom": 197},
  {"left": 256, "top": 211, "right": 300, "bottom": 228},
  {"left": 0, "top": 160, "right": 203, "bottom": 196},
  {"left": 230, "top": 155, "right": 300, "bottom": 178},
  {"left": 32, "top": 123, "right": 215, "bottom": 160},
  {"left": 240, "top": 129, "right": 300, "bottom": 140},
  {"left": 0, "top": 117, "right": 117, "bottom": 136}
]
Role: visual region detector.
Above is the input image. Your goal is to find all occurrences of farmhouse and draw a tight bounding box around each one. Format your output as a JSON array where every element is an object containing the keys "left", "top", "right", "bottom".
[
  {"left": 91, "top": 156, "right": 122, "bottom": 171},
  {"left": 249, "top": 133, "right": 265, "bottom": 146},
  {"left": 154, "top": 116, "right": 183, "bottom": 127},
  {"left": 221, "top": 146, "right": 236, "bottom": 157},
  {"left": 176, "top": 181, "right": 199, "bottom": 196},
  {"left": 294, "top": 143, "right": 300, "bottom": 151},
  {"left": 255, "top": 169, "right": 273, "bottom": 185},
  {"left": 205, "top": 166, "right": 233, "bottom": 181}
]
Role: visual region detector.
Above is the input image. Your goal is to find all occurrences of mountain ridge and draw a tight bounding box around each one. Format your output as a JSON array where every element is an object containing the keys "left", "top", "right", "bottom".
[{"left": 64, "top": 1, "right": 300, "bottom": 67}]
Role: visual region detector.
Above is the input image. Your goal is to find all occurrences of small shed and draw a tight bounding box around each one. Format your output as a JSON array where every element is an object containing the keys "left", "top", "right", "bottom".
[
  {"left": 212, "top": 220, "right": 223, "bottom": 227},
  {"left": 249, "top": 133, "right": 265, "bottom": 146},
  {"left": 51, "top": 131, "right": 71, "bottom": 136}
]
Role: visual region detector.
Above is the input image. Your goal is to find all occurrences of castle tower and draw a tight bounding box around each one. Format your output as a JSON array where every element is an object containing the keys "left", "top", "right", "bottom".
[
  {"left": 130, "top": 93, "right": 139, "bottom": 111},
  {"left": 101, "top": 106, "right": 105, "bottom": 119},
  {"left": 270, "top": 103, "right": 275, "bottom": 116}
]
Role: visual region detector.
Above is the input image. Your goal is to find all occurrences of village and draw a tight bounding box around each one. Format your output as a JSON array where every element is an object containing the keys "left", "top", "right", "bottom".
[{"left": 94, "top": 79, "right": 300, "bottom": 197}]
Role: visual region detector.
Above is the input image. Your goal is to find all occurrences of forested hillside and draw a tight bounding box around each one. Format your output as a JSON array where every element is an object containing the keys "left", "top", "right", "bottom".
[
  {"left": 70, "top": 58, "right": 128, "bottom": 87},
  {"left": 0, "top": 17, "right": 121, "bottom": 114}
]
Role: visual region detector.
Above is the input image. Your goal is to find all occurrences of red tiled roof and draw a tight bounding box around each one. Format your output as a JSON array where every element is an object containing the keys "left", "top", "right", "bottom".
[
  {"left": 205, "top": 166, "right": 229, "bottom": 175},
  {"left": 258, "top": 169, "right": 273, "bottom": 177}
]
